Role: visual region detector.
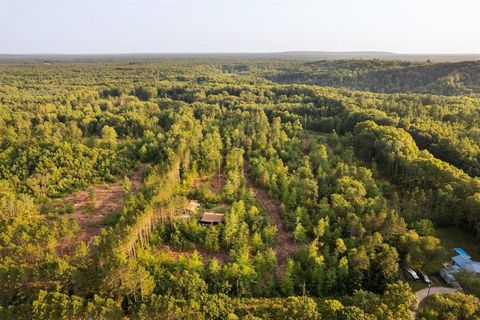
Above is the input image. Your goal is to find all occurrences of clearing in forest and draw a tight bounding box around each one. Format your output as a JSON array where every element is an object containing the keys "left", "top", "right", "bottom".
[
  {"left": 246, "top": 170, "right": 300, "bottom": 275},
  {"left": 192, "top": 171, "right": 226, "bottom": 193},
  {"left": 210, "top": 172, "right": 226, "bottom": 193},
  {"left": 156, "top": 172, "right": 229, "bottom": 263},
  {"left": 160, "top": 247, "right": 229, "bottom": 264},
  {"left": 155, "top": 168, "right": 297, "bottom": 269},
  {"left": 57, "top": 165, "right": 145, "bottom": 253}
]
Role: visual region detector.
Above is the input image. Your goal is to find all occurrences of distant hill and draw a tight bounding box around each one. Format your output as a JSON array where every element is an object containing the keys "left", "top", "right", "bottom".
[
  {"left": 1, "top": 51, "right": 480, "bottom": 63},
  {"left": 272, "top": 51, "right": 480, "bottom": 62},
  {"left": 265, "top": 60, "right": 480, "bottom": 95}
]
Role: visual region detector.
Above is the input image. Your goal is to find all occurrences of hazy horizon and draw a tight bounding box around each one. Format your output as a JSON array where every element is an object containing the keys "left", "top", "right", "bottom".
[
  {"left": 2, "top": 51, "right": 480, "bottom": 56},
  {"left": 1, "top": 0, "right": 479, "bottom": 55}
]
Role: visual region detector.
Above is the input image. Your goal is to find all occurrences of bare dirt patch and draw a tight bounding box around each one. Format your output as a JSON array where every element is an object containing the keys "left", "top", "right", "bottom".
[
  {"left": 57, "top": 165, "right": 145, "bottom": 253},
  {"left": 210, "top": 172, "right": 226, "bottom": 193},
  {"left": 190, "top": 172, "right": 225, "bottom": 194},
  {"left": 160, "top": 247, "right": 229, "bottom": 264}
]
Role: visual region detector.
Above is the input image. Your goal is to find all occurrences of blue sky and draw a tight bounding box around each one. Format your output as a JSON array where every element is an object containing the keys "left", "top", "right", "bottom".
[{"left": 1, "top": 0, "right": 479, "bottom": 54}]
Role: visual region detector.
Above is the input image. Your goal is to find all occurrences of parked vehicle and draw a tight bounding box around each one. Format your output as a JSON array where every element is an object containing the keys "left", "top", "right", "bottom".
[
  {"left": 406, "top": 268, "right": 420, "bottom": 280},
  {"left": 417, "top": 269, "right": 431, "bottom": 284}
]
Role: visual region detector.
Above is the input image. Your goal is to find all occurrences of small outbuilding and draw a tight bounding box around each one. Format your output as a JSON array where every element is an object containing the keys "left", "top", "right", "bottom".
[
  {"left": 185, "top": 200, "right": 200, "bottom": 213},
  {"left": 200, "top": 212, "right": 225, "bottom": 226}
]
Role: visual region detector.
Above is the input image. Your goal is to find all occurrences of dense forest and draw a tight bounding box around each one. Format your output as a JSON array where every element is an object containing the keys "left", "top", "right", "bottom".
[
  {"left": 262, "top": 60, "right": 480, "bottom": 95},
  {"left": 0, "top": 57, "right": 479, "bottom": 319}
]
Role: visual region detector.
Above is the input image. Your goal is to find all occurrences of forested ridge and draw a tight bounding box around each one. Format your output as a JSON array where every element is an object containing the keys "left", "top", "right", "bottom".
[
  {"left": 0, "top": 58, "right": 480, "bottom": 319},
  {"left": 262, "top": 59, "right": 480, "bottom": 95}
]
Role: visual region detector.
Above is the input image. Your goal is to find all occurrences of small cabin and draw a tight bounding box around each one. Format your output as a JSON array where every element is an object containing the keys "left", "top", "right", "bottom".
[
  {"left": 200, "top": 212, "right": 225, "bottom": 226},
  {"left": 185, "top": 200, "right": 200, "bottom": 213}
]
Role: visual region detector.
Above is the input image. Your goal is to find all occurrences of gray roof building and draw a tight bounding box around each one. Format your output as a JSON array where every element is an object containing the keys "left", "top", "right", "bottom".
[{"left": 452, "top": 255, "right": 480, "bottom": 275}]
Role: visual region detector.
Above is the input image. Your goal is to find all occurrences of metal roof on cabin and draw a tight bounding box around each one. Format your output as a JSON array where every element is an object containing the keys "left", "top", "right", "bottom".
[{"left": 200, "top": 212, "right": 224, "bottom": 223}]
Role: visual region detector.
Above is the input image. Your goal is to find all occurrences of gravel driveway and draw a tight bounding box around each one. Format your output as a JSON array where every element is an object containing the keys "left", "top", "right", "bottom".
[
  {"left": 413, "top": 286, "right": 460, "bottom": 319},
  {"left": 416, "top": 286, "right": 459, "bottom": 303}
]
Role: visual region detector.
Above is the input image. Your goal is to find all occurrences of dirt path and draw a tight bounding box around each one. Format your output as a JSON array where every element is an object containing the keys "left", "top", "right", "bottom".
[
  {"left": 57, "top": 165, "right": 145, "bottom": 253},
  {"left": 245, "top": 167, "right": 299, "bottom": 275}
]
